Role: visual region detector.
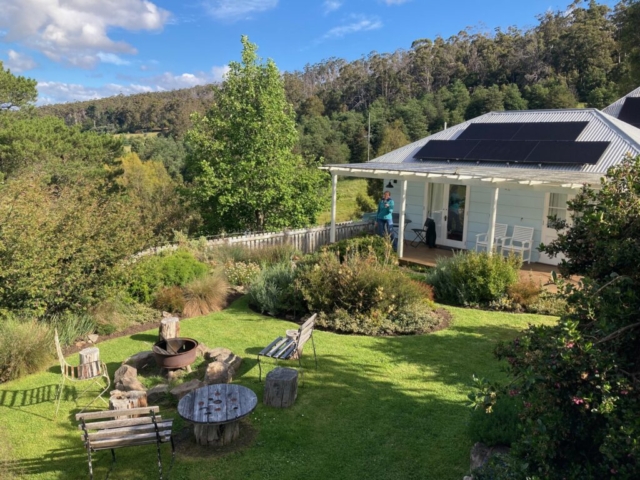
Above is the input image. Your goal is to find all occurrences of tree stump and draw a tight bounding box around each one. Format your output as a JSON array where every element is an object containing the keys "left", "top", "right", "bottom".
[
  {"left": 109, "top": 390, "right": 148, "bottom": 418},
  {"left": 78, "top": 347, "right": 100, "bottom": 380},
  {"left": 158, "top": 317, "right": 180, "bottom": 341},
  {"left": 193, "top": 422, "right": 240, "bottom": 446},
  {"left": 264, "top": 368, "right": 298, "bottom": 408}
]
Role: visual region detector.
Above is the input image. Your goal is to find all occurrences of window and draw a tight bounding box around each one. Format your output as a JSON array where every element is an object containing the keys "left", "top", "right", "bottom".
[{"left": 547, "top": 193, "right": 568, "bottom": 227}]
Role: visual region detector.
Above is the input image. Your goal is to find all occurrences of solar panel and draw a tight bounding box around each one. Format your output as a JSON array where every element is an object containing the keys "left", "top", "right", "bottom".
[
  {"left": 618, "top": 97, "right": 640, "bottom": 127},
  {"left": 512, "top": 122, "right": 588, "bottom": 141},
  {"left": 413, "top": 140, "right": 479, "bottom": 160},
  {"left": 465, "top": 140, "right": 538, "bottom": 162},
  {"left": 457, "top": 123, "right": 524, "bottom": 140},
  {"left": 525, "top": 141, "right": 610, "bottom": 165}
]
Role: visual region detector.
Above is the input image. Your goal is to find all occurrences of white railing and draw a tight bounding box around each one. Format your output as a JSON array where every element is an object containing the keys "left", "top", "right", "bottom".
[{"left": 137, "top": 221, "right": 374, "bottom": 258}]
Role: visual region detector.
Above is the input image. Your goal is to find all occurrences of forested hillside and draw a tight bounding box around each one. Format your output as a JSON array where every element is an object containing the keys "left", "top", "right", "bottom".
[{"left": 39, "top": 0, "right": 640, "bottom": 164}]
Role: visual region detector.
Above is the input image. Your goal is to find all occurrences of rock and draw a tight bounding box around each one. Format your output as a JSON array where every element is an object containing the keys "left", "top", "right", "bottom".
[
  {"left": 162, "top": 311, "right": 173, "bottom": 318},
  {"left": 196, "top": 343, "right": 215, "bottom": 358},
  {"left": 109, "top": 390, "right": 147, "bottom": 411},
  {"left": 470, "top": 442, "right": 510, "bottom": 472},
  {"left": 124, "top": 351, "right": 155, "bottom": 370},
  {"left": 463, "top": 476, "right": 474, "bottom": 480},
  {"left": 75, "top": 341, "right": 86, "bottom": 348},
  {"left": 204, "top": 347, "right": 243, "bottom": 376},
  {"left": 170, "top": 379, "right": 204, "bottom": 399},
  {"left": 204, "top": 361, "right": 231, "bottom": 385},
  {"left": 114, "top": 365, "right": 137, "bottom": 385},
  {"left": 87, "top": 334, "right": 99, "bottom": 344},
  {"left": 116, "top": 376, "right": 146, "bottom": 392},
  {"left": 162, "top": 367, "right": 190, "bottom": 381},
  {"left": 147, "top": 384, "right": 170, "bottom": 404}
]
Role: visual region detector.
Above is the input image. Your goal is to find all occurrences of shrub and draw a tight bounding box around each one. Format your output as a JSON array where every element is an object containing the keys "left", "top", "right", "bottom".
[
  {"left": 247, "top": 262, "right": 305, "bottom": 317},
  {"left": 426, "top": 252, "right": 522, "bottom": 306},
  {"left": 469, "top": 395, "right": 522, "bottom": 447},
  {"left": 92, "top": 294, "right": 159, "bottom": 335},
  {"left": 182, "top": 274, "right": 229, "bottom": 318},
  {"left": 297, "top": 251, "right": 447, "bottom": 335},
  {"left": 153, "top": 286, "right": 186, "bottom": 313},
  {"left": 507, "top": 278, "right": 542, "bottom": 309},
  {"left": 0, "top": 319, "right": 53, "bottom": 382},
  {"left": 48, "top": 312, "right": 96, "bottom": 346},
  {"left": 128, "top": 250, "right": 208, "bottom": 303},
  {"left": 196, "top": 243, "right": 300, "bottom": 267},
  {"left": 472, "top": 454, "right": 528, "bottom": 480},
  {"left": 223, "top": 261, "right": 261, "bottom": 287},
  {"left": 525, "top": 292, "right": 567, "bottom": 316},
  {"left": 324, "top": 234, "right": 397, "bottom": 266}
]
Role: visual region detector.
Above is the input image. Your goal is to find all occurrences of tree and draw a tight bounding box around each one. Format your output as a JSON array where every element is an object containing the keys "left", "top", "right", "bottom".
[
  {"left": 185, "top": 36, "right": 328, "bottom": 233},
  {"left": 0, "top": 61, "right": 37, "bottom": 110}
]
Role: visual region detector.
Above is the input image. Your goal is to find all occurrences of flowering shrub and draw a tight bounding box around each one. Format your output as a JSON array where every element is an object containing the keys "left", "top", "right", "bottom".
[
  {"left": 223, "top": 261, "right": 261, "bottom": 287},
  {"left": 470, "top": 157, "right": 640, "bottom": 479}
]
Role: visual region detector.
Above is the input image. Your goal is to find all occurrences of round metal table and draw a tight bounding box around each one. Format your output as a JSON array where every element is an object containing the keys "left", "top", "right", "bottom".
[{"left": 177, "top": 384, "right": 258, "bottom": 446}]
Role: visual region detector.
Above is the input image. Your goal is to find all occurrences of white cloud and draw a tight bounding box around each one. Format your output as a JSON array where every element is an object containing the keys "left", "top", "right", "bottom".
[
  {"left": 0, "top": 0, "right": 171, "bottom": 68},
  {"left": 36, "top": 65, "right": 230, "bottom": 104},
  {"left": 203, "top": 0, "right": 278, "bottom": 21},
  {"left": 5, "top": 49, "right": 37, "bottom": 72},
  {"left": 97, "top": 53, "right": 130, "bottom": 66},
  {"left": 323, "top": 1, "right": 343, "bottom": 14},
  {"left": 322, "top": 15, "right": 382, "bottom": 40}
]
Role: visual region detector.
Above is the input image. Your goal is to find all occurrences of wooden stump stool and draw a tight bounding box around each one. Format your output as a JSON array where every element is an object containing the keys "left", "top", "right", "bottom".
[
  {"left": 158, "top": 317, "right": 180, "bottom": 341},
  {"left": 264, "top": 368, "right": 298, "bottom": 408},
  {"left": 109, "top": 390, "right": 148, "bottom": 418},
  {"left": 78, "top": 347, "right": 100, "bottom": 380}
]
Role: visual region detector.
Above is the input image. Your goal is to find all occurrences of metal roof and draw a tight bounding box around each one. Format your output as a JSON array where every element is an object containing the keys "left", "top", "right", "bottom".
[
  {"left": 330, "top": 109, "right": 640, "bottom": 175},
  {"left": 602, "top": 86, "right": 640, "bottom": 118}
]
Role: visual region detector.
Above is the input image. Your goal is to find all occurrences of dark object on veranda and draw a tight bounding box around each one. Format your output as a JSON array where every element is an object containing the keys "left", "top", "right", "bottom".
[
  {"left": 76, "top": 406, "right": 175, "bottom": 480},
  {"left": 410, "top": 218, "right": 437, "bottom": 248},
  {"left": 257, "top": 313, "right": 318, "bottom": 381},
  {"left": 152, "top": 337, "right": 198, "bottom": 369}
]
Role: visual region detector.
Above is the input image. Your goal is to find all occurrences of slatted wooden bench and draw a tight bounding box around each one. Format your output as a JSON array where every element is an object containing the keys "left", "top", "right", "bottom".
[
  {"left": 76, "top": 406, "right": 175, "bottom": 480},
  {"left": 257, "top": 313, "right": 318, "bottom": 381}
]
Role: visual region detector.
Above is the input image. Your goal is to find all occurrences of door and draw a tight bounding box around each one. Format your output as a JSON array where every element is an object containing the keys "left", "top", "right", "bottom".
[
  {"left": 539, "top": 192, "right": 573, "bottom": 265},
  {"left": 428, "top": 183, "right": 470, "bottom": 249}
]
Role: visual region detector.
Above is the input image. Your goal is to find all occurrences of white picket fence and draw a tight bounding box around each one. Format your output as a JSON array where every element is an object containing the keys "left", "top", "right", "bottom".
[{"left": 138, "top": 220, "right": 374, "bottom": 258}]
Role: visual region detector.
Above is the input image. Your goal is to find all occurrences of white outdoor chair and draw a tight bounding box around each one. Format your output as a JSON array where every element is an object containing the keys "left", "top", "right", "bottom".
[
  {"left": 54, "top": 329, "right": 110, "bottom": 418},
  {"left": 475, "top": 223, "right": 508, "bottom": 253},
  {"left": 501, "top": 226, "right": 535, "bottom": 264}
]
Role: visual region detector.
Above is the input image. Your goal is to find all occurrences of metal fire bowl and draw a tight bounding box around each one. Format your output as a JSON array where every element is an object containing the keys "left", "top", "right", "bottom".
[{"left": 153, "top": 337, "right": 199, "bottom": 369}]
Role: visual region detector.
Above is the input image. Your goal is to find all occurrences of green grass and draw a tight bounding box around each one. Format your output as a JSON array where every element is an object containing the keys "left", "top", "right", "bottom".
[
  {"left": 0, "top": 298, "right": 556, "bottom": 480},
  {"left": 317, "top": 178, "right": 369, "bottom": 225}
]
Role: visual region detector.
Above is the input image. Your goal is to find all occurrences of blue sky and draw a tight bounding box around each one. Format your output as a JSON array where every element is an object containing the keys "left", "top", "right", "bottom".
[{"left": 0, "top": 0, "right": 617, "bottom": 105}]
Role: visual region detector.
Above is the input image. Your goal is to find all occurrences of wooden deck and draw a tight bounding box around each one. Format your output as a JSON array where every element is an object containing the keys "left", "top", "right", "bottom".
[{"left": 399, "top": 242, "right": 562, "bottom": 291}]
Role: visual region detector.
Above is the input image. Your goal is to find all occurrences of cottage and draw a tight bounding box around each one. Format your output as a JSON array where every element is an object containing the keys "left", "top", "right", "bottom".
[{"left": 323, "top": 99, "right": 640, "bottom": 266}]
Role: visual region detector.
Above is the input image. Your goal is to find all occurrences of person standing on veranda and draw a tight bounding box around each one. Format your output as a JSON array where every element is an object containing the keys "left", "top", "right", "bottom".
[{"left": 376, "top": 190, "right": 395, "bottom": 243}]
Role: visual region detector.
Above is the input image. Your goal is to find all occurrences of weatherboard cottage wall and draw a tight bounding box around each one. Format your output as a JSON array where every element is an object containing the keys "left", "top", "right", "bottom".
[{"left": 390, "top": 180, "right": 546, "bottom": 262}]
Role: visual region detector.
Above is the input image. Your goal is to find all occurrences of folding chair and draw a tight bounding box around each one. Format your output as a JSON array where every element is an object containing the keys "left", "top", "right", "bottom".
[{"left": 54, "top": 329, "right": 110, "bottom": 418}]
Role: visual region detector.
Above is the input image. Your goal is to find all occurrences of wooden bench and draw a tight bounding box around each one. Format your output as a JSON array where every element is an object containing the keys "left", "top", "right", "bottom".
[
  {"left": 76, "top": 406, "right": 174, "bottom": 480},
  {"left": 257, "top": 313, "right": 318, "bottom": 381}
]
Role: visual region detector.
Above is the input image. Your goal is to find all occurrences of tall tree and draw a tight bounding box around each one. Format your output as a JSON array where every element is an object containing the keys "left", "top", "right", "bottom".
[
  {"left": 0, "top": 61, "right": 37, "bottom": 110},
  {"left": 185, "top": 36, "right": 328, "bottom": 234}
]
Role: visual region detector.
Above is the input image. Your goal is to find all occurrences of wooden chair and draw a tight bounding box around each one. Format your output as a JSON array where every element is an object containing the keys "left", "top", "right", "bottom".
[
  {"left": 475, "top": 223, "right": 508, "bottom": 253},
  {"left": 501, "top": 225, "right": 535, "bottom": 263},
  {"left": 257, "top": 314, "right": 318, "bottom": 381},
  {"left": 54, "top": 329, "right": 110, "bottom": 418},
  {"left": 76, "top": 406, "right": 175, "bottom": 480}
]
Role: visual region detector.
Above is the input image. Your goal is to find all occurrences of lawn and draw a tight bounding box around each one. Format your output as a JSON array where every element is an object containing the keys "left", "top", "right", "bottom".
[
  {"left": 0, "top": 297, "right": 556, "bottom": 480},
  {"left": 316, "top": 178, "right": 369, "bottom": 225}
]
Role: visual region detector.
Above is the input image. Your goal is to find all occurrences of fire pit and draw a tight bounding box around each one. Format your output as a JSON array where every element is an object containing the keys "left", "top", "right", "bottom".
[{"left": 152, "top": 337, "right": 199, "bottom": 370}]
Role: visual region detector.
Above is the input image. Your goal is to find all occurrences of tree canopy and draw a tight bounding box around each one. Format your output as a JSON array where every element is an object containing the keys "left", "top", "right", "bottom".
[
  {"left": 0, "top": 61, "right": 37, "bottom": 110},
  {"left": 185, "top": 36, "right": 328, "bottom": 234}
]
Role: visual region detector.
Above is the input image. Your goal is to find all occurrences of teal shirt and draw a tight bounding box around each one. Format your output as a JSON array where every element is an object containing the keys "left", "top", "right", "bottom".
[{"left": 377, "top": 198, "right": 394, "bottom": 221}]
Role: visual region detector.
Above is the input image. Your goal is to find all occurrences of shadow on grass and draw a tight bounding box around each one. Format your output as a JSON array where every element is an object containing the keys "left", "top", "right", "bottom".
[{"left": 129, "top": 333, "right": 157, "bottom": 343}]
